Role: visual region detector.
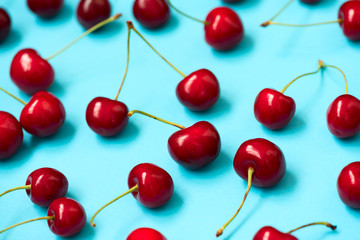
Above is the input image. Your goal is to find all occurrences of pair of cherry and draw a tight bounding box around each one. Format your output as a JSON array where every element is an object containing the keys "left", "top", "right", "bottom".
[
  {"left": 0, "top": 168, "right": 86, "bottom": 237},
  {"left": 263, "top": 0, "right": 360, "bottom": 41},
  {"left": 133, "top": 0, "right": 244, "bottom": 50},
  {"left": 254, "top": 60, "right": 360, "bottom": 138}
]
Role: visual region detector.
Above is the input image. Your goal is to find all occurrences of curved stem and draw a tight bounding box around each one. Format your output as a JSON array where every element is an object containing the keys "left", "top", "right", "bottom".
[
  {"left": 165, "top": 0, "right": 208, "bottom": 25},
  {"left": 261, "top": 0, "right": 295, "bottom": 26},
  {"left": 262, "top": 19, "right": 342, "bottom": 28},
  {"left": 286, "top": 222, "right": 337, "bottom": 234},
  {"left": 0, "top": 216, "right": 54, "bottom": 234},
  {"left": 216, "top": 167, "right": 254, "bottom": 237},
  {"left": 127, "top": 21, "right": 186, "bottom": 78},
  {"left": 46, "top": 13, "right": 122, "bottom": 61},
  {"left": 90, "top": 185, "right": 139, "bottom": 227},
  {"left": 114, "top": 26, "right": 131, "bottom": 101},
  {"left": 128, "top": 110, "right": 185, "bottom": 130},
  {"left": 280, "top": 60, "right": 324, "bottom": 94},
  {"left": 0, "top": 87, "right": 27, "bottom": 105},
  {"left": 321, "top": 64, "right": 348, "bottom": 94},
  {"left": 0, "top": 185, "right": 31, "bottom": 198}
]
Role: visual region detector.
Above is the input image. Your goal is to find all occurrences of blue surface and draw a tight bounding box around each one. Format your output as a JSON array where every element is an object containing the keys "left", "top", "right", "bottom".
[{"left": 0, "top": 0, "right": 359, "bottom": 239}]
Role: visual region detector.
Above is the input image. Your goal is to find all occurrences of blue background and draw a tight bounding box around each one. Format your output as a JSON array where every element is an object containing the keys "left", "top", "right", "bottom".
[{"left": 0, "top": 0, "right": 359, "bottom": 239}]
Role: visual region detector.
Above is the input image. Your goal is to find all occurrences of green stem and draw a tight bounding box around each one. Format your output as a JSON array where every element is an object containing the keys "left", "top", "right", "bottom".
[
  {"left": 0, "top": 185, "right": 31, "bottom": 198},
  {"left": 262, "top": 19, "right": 342, "bottom": 28},
  {"left": 165, "top": 0, "right": 208, "bottom": 25},
  {"left": 128, "top": 110, "right": 185, "bottom": 130},
  {"left": 321, "top": 64, "right": 348, "bottom": 94},
  {"left": 286, "top": 222, "right": 337, "bottom": 234},
  {"left": 0, "top": 87, "right": 27, "bottom": 105},
  {"left": 0, "top": 216, "right": 55, "bottom": 234},
  {"left": 261, "top": 0, "right": 295, "bottom": 26}
]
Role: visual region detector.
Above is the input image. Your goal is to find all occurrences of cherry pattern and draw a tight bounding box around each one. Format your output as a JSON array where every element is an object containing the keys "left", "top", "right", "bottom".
[
  {"left": 26, "top": 0, "right": 64, "bottom": 18},
  {"left": 127, "top": 228, "right": 167, "bottom": 240},
  {"left": 77, "top": 0, "right": 111, "bottom": 29},
  {"left": 133, "top": 0, "right": 170, "bottom": 28},
  {"left": 337, "top": 162, "right": 360, "bottom": 208},
  {"left": 0, "top": 8, "right": 11, "bottom": 42},
  {"left": 0, "top": 111, "right": 23, "bottom": 159}
]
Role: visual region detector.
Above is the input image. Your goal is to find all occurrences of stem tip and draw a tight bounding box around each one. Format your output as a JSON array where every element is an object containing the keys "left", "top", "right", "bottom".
[
  {"left": 91, "top": 223, "right": 96, "bottom": 227},
  {"left": 318, "top": 60, "right": 324, "bottom": 67},
  {"left": 327, "top": 223, "right": 337, "bottom": 230},
  {"left": 261, "top": 21, "right": 270, "bottom": 27},
  {"left": 216, "top": 228, "right": 223, "bottom": 237},
  {"left": 114, "top": 13, "right": 122, "bottom": 20},
  {"left": 127, "top": 21, "right": 134, "bottom": 29}
]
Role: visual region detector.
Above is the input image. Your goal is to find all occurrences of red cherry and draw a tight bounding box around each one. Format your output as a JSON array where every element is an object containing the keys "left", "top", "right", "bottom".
[
  {"left": 337, "top": 162, "right": 360, "bottom": 208},
  {"left": 254, "top": 88, "right": 296, "bottom": 129},
  {"left": 133, "top": 0, "right": 170, "bottom": 28},
  {"left": 26, "top": 0, "right": 64, "bottom": 18},
  {"left": 86, "top": 97, "right": 129, "bottom": 137},
  {"left": 0, "top": 111, "right": 23, "bottom": 159},
  {"left": 77, "top": 0, "right": 111, "bottom": 29},
  {"left": 90, "top": 163, "right": 174, "bottom": 227},
  {"left": 20, "top": 91, "right": 66, "bottom": 137},
  {"left": 326, "top": 94, "right": 360, "bottom": 138},
  {"left": 127, "top": 228, "right": 167, "bottom": 240},
  {"left": 339, "top": 0, "right": 360, "bottom": 41},
  {"left": 168, "top": 121, "right": 221, "bottom": 169},
  {"left": 205, "top": 7, "right": 244, "bottom": 51},
  {"left": 0, "top": 8, "right": 11, "bottom": 42},
  {"left": 176, "top": 69, "right": 220, "bottom": 111},
  {"left": 10, "top": 49, "right": 55, "bottom": 95}
]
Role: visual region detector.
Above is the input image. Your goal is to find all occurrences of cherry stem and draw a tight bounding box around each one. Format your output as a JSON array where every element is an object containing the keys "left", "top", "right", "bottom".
[
  {"left": 321, "top": 63, "right": 348, "bottom": 94},
  {"left": 90, "top": 185, "right": 139, "bottom": 227},
  {"left": 128, "top": 110, "right": 185, "bottom": 130},
  {"left": 165, "top": 0, "right": 208, "bottom": 25},
  {"left": 0, "top": 185, "right": 31, "bottom": 198},
  {"left": 286, "top": 222, "right": 337, "bottom": 234},
  {"left": 262, "top": 19, "right": 342, "bottom": 28},
  {"left": 0, "top": 216, "right": 55, "bottom": 234},
  {"left": 127, "top": 21, "right": 187, "bottom": 78},
  {"left": 216, "top": 167, "right": 255, "bottom": 237},
  {"left": 261, "top": 0, "right": 295, "bottom": 27},
  {"left": 46, "top": 13, "right": 122, "bottom": 61},
  {"left": 0, "top": 87, "right": 27, "bottom": 105},
  {"left": 280, "top": 60, "right": 324, "bottom": 94}
]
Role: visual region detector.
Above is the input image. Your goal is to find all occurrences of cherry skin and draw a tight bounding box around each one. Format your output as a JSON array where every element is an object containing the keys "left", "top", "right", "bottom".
[
  {"left": 76, "top": 0, "right": 111, "bottom": 29},
  {"left": 0, "top": 8, "right": 11, "bottom": 42},
  {"left": 86, "top": 97, "right": 129, "bottom": 137},
  {"left": 25, "top": 168, "right": 68, "bottom": 207},
  {"left": 254, "top": 88, "right": 296, "bottom": 129},
  {"left": 338, "top": 0, "right": 360, "bottom": 41},
  {"left": 10, "top": 49, "right": 55, "bottom": 94},
  {"left": 326, "top": 94, "right": 360, "bottom": 138},
  {"left": 253, "top": 226, "right": 297, "bottom": 240},
  {"left": 47, "top": 197, "right": 86, "bottom": 237},
  {"left": 133, "top": 0, "right": 170, "bottom": 29},
  {"left": 0, "top": 112, "right": 23, "bottom": 160},
  {"left": 26, "top": 0, "right": 64, "bottom": 18},
  {"left": 176, "top": 69, "right": 220, "bottom": 111},
  {"left": 233, "top": 138, "right": 286, "bottom": 187},
  {"left": 205, "top": 7, "right": 244, "bottom": 51},
  {"left": 128, "top": 163, "right": 174, "bottom": 208},
  {"left": 337, "top": 162, "right": 360, "bottom": 209},
  {"left": 127, "top": 228, "right": 167, "bottom": 240},
  {"left": 20, "top": 91, "right": 66, "bottom": 137},
  {"left": 168, "top": 121, "right": 221, "bottom": 169}
]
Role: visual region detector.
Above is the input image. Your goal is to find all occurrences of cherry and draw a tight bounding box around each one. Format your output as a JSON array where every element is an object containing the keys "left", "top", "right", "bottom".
[
  {"left": 339, "top": 1, "right": 360, "bottom": 41},
  {"left": 26, "top": 0, "right": 64, "bottom": 18},
  {"left": 254, "top": 61, "right": 323, "bottom": 129},
  {"left": 133, "top": 0, "right": 170, "bottom": 28},
  {"left": 127, "top": 228, "right": 167, "bottom": 240},
  {"left": 337, "top": 162, "right": 360, "bottom": 208},
  {"left": 0, "top": 167, "right": 68, "bottom": 207},
  {"left": 216, "top": 138, "right": 286, "bottom": 237},
  {"left": 77, "top": 0, "right": 111, "bottom": 29},
  {"left": 0, "top": 8, "right": 11, "bottom": 42},
  {"left": 253, "top": 222, "right": 336, "bottom": 240},
  {"left": 0, "top": 111, "right": 23, "bottom": 159},
  {"left": 0, "top": 197, "right": 86, "bottom": 237},
  {"left": 128, "top": 110, "right": 221, "bottom": 169},
  {"left": 10, "top": 14, "right": 121, "bottom": 94},
  {"left": 90, "top": 163, "right": 174, "bottom": 227}
]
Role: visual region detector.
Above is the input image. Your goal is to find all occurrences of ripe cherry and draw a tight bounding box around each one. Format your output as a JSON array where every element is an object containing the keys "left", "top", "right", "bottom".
[
  {"left": 26, "top": 0, "right": 64, "bottom": 18},
  {"left": 254, "top": 60, "right": 323, "bottom": 129},
  {"left": 10, "top": 14, "right": 121, "bottom": 94},
  {"left": 127, "top": 228, "right": 167, "bottom": 240},
  {"left": 253, "top": 222, "right": 336, "bottom": 240},
  {"left": 133, "top": 0, "right": 170, "bottom": 28},
  {"left": 0, "top": 111, "right": 23, "bottom": 160},
  {"left": 0, "top": 167, "right": 68, "bottom": 207},
  {"left": 0, "top": 8, "right": 11, "bottom": 42},
  {"left": 337, "top": 162, "right": 360, "bottom": 208},
  {"left": 77, "top": 0, "right": 111, "bottom": 29},
  {"left": 0, "top": 197, "right": 86, "bottom": 237},
  {"left": 128, "top": 110, "right": 221, "bottom": 169},
  {"left": 216, "top": 138, "right": 286, "bottom": 237},
  {"left": 90, "top": 163, "right": 174, "bottom": 227}
]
